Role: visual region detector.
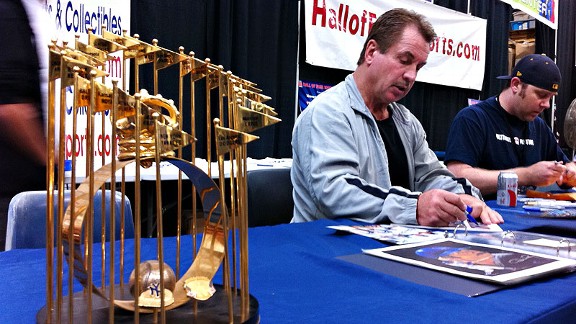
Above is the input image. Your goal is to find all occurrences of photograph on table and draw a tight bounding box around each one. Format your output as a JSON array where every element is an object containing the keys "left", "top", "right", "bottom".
[{"left": 364, "top": 238, "right": 576, "bottom": 285}]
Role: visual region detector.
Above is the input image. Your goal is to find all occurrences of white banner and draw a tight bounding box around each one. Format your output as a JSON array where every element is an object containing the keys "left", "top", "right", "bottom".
[
  {"left": 499, "top": 0, "right": 558, "bottom": 30},
  {"left": 46, "top": 0, "right": 131, "bottom": 177},
  {"left": 304, "top": 0, "right": 487, "bottom": 90}
]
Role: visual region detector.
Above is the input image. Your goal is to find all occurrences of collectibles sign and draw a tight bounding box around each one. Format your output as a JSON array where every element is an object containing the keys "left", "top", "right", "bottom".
[
  {"left": 304, "top": 0, "right": 487, "bottom": 90},
  {"left": 499, "top": 0, "right": 557, "bottom": 30},
  {"left": 45, "top": 0, "right": 131, "bottom": 177}
]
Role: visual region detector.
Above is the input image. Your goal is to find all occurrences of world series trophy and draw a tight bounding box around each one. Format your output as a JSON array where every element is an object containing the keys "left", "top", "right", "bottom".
[{"left": 37, "top": 26, "right": 280, "bottom": 323}]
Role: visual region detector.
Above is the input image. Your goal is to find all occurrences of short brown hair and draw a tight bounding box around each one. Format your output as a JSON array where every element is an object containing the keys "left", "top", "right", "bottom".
[{"left": 357, "top": 8, "right": 436, "bottom": 65}]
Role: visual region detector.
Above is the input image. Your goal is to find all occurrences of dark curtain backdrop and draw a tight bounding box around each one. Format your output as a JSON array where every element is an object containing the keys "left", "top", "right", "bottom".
[
  {"left": 299, "top": 0, "right": 512, "bottom": 151},
  {"left": 300, "top": 0, "right": 575, "bottom": 153},
  {"left": 130, "top": 0, "right": 575, "bottom": 158},
  {"left": 130, "top": 0, "right": 299, "bottom": 160}
]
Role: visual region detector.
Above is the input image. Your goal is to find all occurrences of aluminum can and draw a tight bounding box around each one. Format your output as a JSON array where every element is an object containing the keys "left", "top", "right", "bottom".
[{"left": 497, "top": 171, "right": 518, "bottom": 207}]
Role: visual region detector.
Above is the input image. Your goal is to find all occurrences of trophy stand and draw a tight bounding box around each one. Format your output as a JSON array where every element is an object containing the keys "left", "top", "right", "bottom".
[
  {"left": 37, "top": 285, "right": 259, "bottom": 323},
  {"left": 39, "top": 27, "right": 279, "bottom": 323}
]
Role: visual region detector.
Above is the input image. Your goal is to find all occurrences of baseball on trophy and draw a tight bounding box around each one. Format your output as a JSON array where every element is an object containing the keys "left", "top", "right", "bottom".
[{"left": 128, "top": 260, "right": 177, "bottom": 297}]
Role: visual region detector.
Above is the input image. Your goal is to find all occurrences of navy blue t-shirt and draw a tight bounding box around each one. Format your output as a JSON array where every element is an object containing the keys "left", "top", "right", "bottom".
[{"left": 445, "top": 96, "right": 568, "bottom": 170}]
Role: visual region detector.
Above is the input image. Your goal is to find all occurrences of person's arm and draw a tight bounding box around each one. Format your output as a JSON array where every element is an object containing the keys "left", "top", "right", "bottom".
[
  {"left": 447, "top": 160, "right": 566, "bottom": 195},
  {"left": 0, "top": 103, "right": 46, "bottom": 165},
  {"left": 447, "top": 162, "right": 501, "bottom": 195}
]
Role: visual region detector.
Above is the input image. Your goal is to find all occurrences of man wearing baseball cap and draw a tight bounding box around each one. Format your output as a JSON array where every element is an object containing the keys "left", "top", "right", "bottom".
[{"left": 444, "top": 54, "right": 576, "bottom": 198}]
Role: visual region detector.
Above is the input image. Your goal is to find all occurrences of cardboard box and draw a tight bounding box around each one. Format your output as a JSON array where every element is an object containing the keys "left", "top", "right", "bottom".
[
  {"left": 508, "top": 40, "right": 515, "bottom": 75},
  {"left": 514, "top": 39, "right": 535, "bottom": 64},
  {"left": 513, "top": 11, "right": 531, "bottom": 21}
]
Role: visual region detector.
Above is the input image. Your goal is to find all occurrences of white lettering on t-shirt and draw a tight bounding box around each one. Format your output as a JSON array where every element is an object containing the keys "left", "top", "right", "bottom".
[
  {"left": 496, "top": 133, "right": 511, "bottom": 142},
  {"left": 495, "top": 134, "right": 534, "bottom": 146}
]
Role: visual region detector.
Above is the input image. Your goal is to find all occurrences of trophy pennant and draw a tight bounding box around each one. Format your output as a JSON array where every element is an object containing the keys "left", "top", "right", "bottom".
[
  {"left": 155, "top": 47, "right": 189, "bottom": 70},
  {"left": 93, "top": 81, "right": 114, "bottom": 112},
  {"left": 64, "top": 48, "right": 107, "bottom": 67},
  {"left": 246, "top": 98, "right": 278, "bottom": 117},
  {"left": 72, "top": 74, "right": 116, "bottom": 113},
  {"left": 125, "top": 37, "right": 161, "bottom": 65},
  {"left": 233, "top": 85, "right": 271, "bottom": 103},
  {"left": 115, "top": 88, "right": 137, "bottom": 119},
  {"left": 74, "top": 75, "right": 114, "bottom": 112},
  {"left": 207, "top": 64, "right": 220, "bottom": 90},
  {"left": 75, "top": 40, "right": 115, "bottom": 63},
  {"left": 102, "top": 29, "right": 141, "bottom": 58},
  {"left": 214, "top": 124, "right": 259, "bottom": 156},
  {"left": 49, "top": 48, "right": 107, "bottom": 82},
  {"left": 190, "top": 57, "right": 208, "bottom": 81},
  {"left": 74, "top": 74, "right": 91, "bottom": 107},
  {"left": 219, "top": 71, "right": 231, "bottom": 96},
  {"left": 61, "top": 55, "right": 108, "bottom": 86},
  {"left": 235, "top": 104, "right": 281, "bottom": 133},
  {"left": 109, "top": 32, "right": 162, "bottom": 65},
  {"left": 231, "top": 76, "right": 261, "bottom": 94},
  {"left": 180, "top": 57, "right": 193, "bottom": 77},
  {"left": 48, "top": 49, "right": 63, "bottom": 81},
  {"left": 155, "top": 121, "right": 192, "bottom": 156},
  {"left": 88, "top": 31, "right": 128, "bottom": 54}
]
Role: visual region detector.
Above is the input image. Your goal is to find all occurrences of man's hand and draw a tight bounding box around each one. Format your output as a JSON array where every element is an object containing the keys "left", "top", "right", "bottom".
[
  {"left": 416, "top": 189, "right": 467, "bottom": 226},
  {"left": 416, "top": 189, "right": 503, "bottom": 227},
  {"left": 557, "top": 162, "right": 576, "bottom": 187},
  {"left": 458, "top": 194, "right": 503, "bottom": 225},
  {"left": 523, "top": 161, "right": 566, "bottom": 187}
]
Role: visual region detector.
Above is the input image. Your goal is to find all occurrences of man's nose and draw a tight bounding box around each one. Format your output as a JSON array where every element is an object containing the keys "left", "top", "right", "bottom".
[{"left": 404, "top": 67, "right": 418, "bottom": 82}]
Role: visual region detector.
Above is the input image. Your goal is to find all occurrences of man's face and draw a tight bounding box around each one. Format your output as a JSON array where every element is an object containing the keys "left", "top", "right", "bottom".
[
  {"left": 513, "top": 81, "right": 557, "bottom": 121},
  {"left": 365, "top": 25, "right": 430, "bottom": 106}
]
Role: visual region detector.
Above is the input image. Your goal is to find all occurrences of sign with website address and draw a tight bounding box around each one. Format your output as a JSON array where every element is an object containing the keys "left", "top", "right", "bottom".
[{"left": 304, "top": 0, "right": 487, "bottom": 90}]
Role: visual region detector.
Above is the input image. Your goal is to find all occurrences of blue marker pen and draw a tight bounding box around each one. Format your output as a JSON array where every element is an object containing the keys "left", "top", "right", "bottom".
[{"left": 465, "top": 206, "right": 478, "bottom": 225}]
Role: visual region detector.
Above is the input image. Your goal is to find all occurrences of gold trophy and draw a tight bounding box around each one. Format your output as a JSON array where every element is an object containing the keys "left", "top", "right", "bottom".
[{"left": 38, "top": 28, "right": 281, "bottom": 323}]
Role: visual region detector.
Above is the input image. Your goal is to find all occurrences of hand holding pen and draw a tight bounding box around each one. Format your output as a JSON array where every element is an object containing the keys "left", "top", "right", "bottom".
[{"left": 465, "top": 205, "right": 478, "bottom": 226}]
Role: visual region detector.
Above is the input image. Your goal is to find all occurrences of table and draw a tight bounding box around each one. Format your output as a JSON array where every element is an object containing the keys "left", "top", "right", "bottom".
[
  {"left": 107, "top": 157, "right": 293, "bottom": 182},
  {"left": 1, "top": 212, "right": 576, "bottom": 323},
  {"left": 488, "top": 200, "right": 576, "bottom": 236}
]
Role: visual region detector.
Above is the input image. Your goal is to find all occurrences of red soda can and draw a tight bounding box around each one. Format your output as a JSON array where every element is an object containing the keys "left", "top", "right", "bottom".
[{"left": 497, "top": 171, "right": 518, "bottom": 207}]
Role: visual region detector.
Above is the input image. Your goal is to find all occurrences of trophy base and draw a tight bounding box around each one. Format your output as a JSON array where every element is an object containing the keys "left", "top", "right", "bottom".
[{"left": 36, "top": 284, "right": 259, "bottom": 323}]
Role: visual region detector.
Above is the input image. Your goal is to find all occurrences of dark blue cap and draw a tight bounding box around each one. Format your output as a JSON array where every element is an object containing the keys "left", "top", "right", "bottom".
[{"left": 497, "top": 54, "right": 561, "bottom": 92}]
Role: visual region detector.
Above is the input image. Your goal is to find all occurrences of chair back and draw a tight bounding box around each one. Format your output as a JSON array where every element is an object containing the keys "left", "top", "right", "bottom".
[
  {"left": 247, "top": 168, "right": 293, "bottom": 227},
  {"left": 6, "top": 190, "right": 134, "bottom": 250}
]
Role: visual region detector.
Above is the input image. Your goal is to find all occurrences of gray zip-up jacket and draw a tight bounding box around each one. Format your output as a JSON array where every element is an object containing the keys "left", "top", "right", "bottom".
[{"left": 291, "top": 74, "right": 480, "bottom": 224}]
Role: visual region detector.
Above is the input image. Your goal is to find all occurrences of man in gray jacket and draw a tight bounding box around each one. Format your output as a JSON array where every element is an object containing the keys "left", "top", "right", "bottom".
[{"left": 291, "top": 8, "right": 502, "bottom": 226}]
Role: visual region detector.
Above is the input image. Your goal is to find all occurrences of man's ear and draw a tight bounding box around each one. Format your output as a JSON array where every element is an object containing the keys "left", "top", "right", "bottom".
[
  {"left": 510, "top": 77, "right": 522, "bottom": 93},
  {"left": 364, "top": 39, "right": 379, "bottom": 65}
]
